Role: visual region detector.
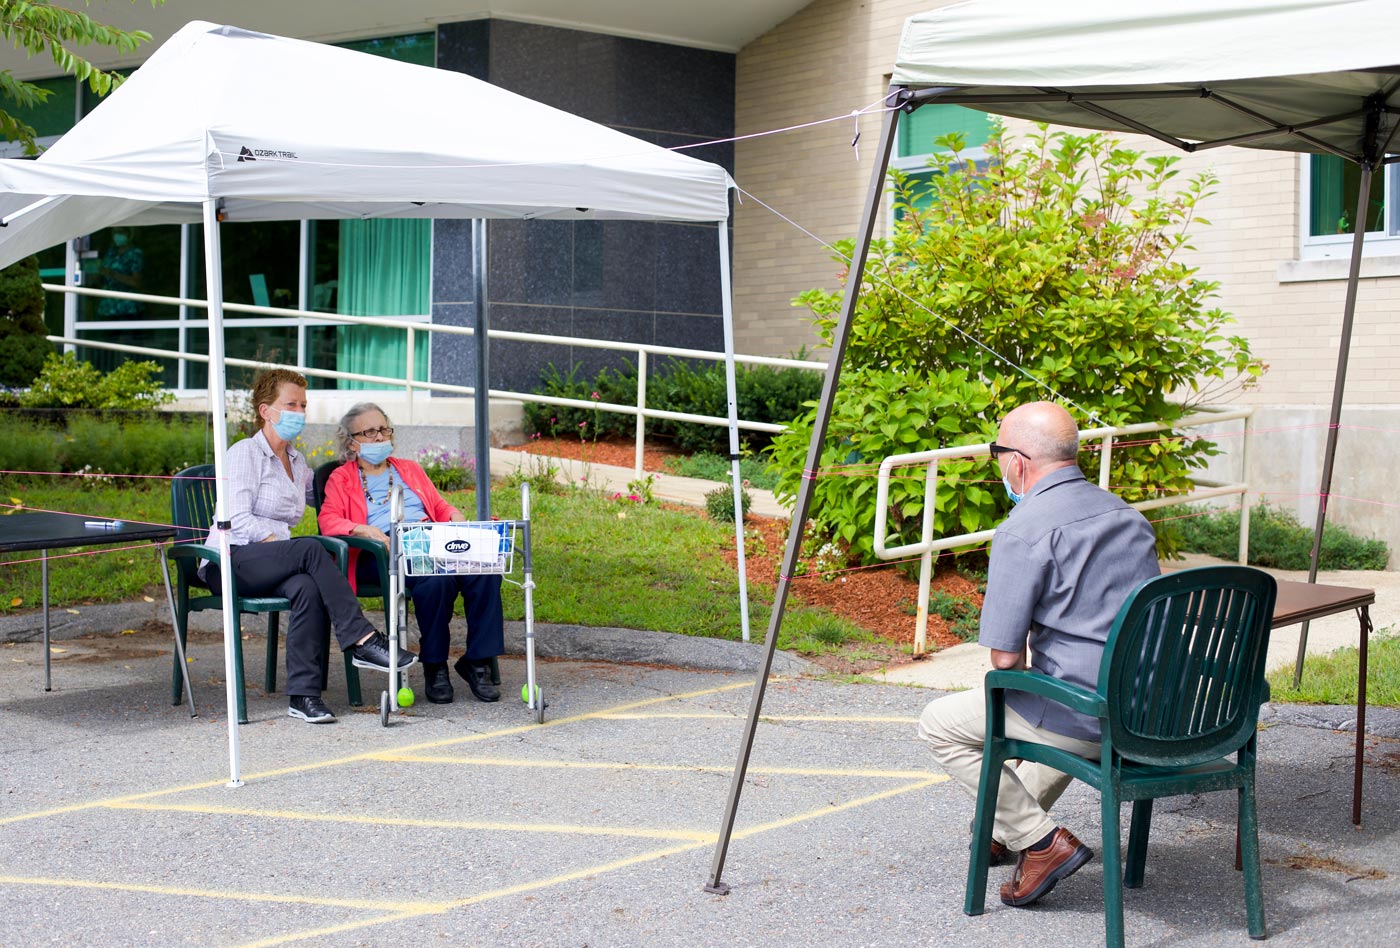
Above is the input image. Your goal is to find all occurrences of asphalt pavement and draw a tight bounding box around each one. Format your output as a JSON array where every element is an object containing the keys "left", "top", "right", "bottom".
[{"left": 2, "top": 614, "right": 1397, "bottom": 948}]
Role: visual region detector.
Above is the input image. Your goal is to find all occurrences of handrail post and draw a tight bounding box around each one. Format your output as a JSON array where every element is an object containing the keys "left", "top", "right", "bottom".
[
  {"left": 1098, "top": 434, "right": 1113, "bottom": 489},
  {"left": 635, "top": 349, "right": 648, "bottom": 478},
  {"left": 913, "top": 459, "right": 940, "bottom": 655},
  {"left": 405, "top": 325, "right": 416, "bottom": 425},
  {"left": 1238, "top": 413, "right": 1253, "bottom": 565}
]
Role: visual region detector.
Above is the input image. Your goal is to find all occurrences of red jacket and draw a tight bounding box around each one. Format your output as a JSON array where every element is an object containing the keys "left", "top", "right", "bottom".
[{"left": 318, "top": 457, "right": 462, "bottom": 592}]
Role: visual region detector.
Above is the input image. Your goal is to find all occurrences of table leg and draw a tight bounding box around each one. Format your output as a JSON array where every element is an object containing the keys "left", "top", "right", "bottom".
[
  {"left": 1353, "top": 605, "right": 1371, "bottom": 827},
  {"left": 42, "top": 548, "right": 51, "bottom": 692},
  {"left": 159, "top": 550, "right": 197, "bottom": 717}
]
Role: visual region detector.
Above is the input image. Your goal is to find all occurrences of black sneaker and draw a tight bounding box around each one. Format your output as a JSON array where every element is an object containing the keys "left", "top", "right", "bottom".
[
  {"left": 288, "top": 695, "right": 336, "bottom": 723},
  {"left": 455, "top": 654, "right": 500, "bottom": 702},
  {"left": 350, "top": 631, "right": 418, "bottom": 671},
  {"left": 422, "top": 661, "right": 454, "bottom": 704}
]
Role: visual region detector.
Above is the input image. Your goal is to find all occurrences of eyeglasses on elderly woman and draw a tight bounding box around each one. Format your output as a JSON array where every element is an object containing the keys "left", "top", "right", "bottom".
[{"left": 351, "top": 426, "right": 394, "bottom": 441}]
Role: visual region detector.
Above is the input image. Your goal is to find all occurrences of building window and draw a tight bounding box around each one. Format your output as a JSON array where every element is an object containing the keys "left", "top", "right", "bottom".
[
  {"left": 1300, "top": 153, "right": 1397, "bottom": 259},
  {"left": 890, "top": 104, "right": 994, "bottom": 225}
]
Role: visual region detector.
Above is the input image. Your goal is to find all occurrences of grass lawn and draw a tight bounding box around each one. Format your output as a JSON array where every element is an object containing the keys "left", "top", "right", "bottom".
[
  {"left": 0, "top": 477, "right": 876, "bottom": 659},
  {"left": 1267, "top": 629, "right": 1399, "bottom": 707}
]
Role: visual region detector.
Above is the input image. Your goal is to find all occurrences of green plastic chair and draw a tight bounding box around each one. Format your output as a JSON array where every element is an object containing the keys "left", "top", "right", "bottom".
[
  {"left": 312, "top": 459, "right": 499, "bottom": 685},
  {"left": 166, "top": 464, "right": 362, "bottom": 723},
  {"left": 964, "top": 565, "right": 1278, "bottom": 947}
]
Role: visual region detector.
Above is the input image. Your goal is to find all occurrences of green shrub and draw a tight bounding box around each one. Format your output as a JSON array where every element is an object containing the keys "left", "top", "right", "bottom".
[
  {"left": 704, "top": 484, "right": 751, "bottom": 523},
  {"left": 0, "top": 413, "right": 209, "bottom": 478},
  {"left": 771, "top": 126, "right": 1264, "bottom": 566},
  {"left": 416, "top": 445, "right": 475, "bottom": 492},
  {"left": 927, "top": 589, "right": 981, "bottom": 643},
  {"left": 0, "top": 256, "right": 54, "bottom": 388},
  {"left": 1167, "top": 502, "right": 1389, "bottom": 570},
  {"left": 666, "top": 451, "right": 778, "bottom": 490},
  {"left": 19, "top": 352, "right": 174, "bottom": 410}
]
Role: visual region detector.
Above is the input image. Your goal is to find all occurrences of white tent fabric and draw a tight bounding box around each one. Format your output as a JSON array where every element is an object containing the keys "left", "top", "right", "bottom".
[
  {"left": 0, "top": 20, "right": 744, "bottom": 784},
  {"left": 893, "top": 0, "right": 1400, "bottom": 159},
  {"left": 0, "top": 20, "right": 733, "bottom": 266}
]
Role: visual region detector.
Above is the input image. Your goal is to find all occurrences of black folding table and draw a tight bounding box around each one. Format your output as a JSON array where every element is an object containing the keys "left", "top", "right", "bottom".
[{"left": 0, "top": 511, "right": 182, "bottom": 705}]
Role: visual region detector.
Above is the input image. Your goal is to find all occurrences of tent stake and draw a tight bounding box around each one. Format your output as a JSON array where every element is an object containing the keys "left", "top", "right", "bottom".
[{"left": 705, "top": 92, "right": 904, "bottom": 894}]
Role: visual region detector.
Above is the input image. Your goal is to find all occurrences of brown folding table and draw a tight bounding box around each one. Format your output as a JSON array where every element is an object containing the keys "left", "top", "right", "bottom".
[{"left": 1270, "top": 579, "right": 1376, "bottom": 826}]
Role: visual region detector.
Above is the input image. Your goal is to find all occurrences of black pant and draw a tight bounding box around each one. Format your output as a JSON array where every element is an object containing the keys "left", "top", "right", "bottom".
[
  {"left": 353, "top": 559, "right": 504, "bottom": 664},
  {"left": 205, "top": 537, "right": 376, "bottom": 697}
]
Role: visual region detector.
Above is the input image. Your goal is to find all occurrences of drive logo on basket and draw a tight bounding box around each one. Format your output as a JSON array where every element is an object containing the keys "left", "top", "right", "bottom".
[
  {"left": 429, "top": 525, "right": 502, "bottom": 566},
  {"left": 236, "top": 144, "right": 298, "bottom": 162},
  {"left": 444, "top": 539, "right": 473, "bottom": 554}
]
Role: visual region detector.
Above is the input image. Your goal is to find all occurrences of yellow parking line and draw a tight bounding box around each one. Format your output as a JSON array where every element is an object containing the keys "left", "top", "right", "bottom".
[
  {"left": 0, "top": 680, "right": 753, "bottom": 827},
  {"left": 732, "top": 775, "right": 949, "bottom": 840},
  {"left": 374, "top": 753, "right": 944, "bottom": 781},
  {"left": 596, "top": 712, "right": 919, "bottom": 724},
  {"left": 0, "top": 874, "right": 442, "bottom": 912},
  {"left": 106, "top": 801, "right": 714, "bottom": 842}
]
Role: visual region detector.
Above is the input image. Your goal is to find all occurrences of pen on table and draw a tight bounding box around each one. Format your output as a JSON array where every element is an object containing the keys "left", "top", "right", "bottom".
[{"left": 84, "top": 520, "right": 122, "bottom": 529}]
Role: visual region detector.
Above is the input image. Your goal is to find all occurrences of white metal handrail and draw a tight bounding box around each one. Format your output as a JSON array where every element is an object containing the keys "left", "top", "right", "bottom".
[
  {"left": 872, "top": 407, "right": 1255, "bottom": 654},
  {"left": 42, "top": 283, "right": 828, "bottom": 475}
]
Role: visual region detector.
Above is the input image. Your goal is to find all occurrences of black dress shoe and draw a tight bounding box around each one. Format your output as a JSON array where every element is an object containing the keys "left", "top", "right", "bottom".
[
  {"left": 288, "top": 694, "right": 336, "bottom": 723},
  {"left": 350, "top": 631, "right": 418, "bottom": 671},
  {"left": 422, "top": 661, "right": 454, "bottom": 704},
  {"left": 454, "top": 654, "right": 500, "bottom": 702}
]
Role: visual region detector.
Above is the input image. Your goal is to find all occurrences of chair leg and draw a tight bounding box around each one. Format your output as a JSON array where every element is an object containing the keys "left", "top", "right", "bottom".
[
  {"left": 1102, "top": 792, "right": 1126, "bottom": 948},
  {"left": 963, "top": 745, "right": 1005, "bottom": 917},
  {"left": 344, "top": 653, "right": 363, "bottom": 706},
  {"left": 231, "top": 612, "right": 249, "bottom": 725},
  {"left": 264, "top": 612, "right": 281, "bottom": 694},
  {"left": 1124, "top": 799, "right": 1153, "bottom": 889},
  {"left": 1239, "top": 782, "right": 1267, "bottom": 939},
  {"left": 489, "top": 655, "right": 501, "bottom": 686}
]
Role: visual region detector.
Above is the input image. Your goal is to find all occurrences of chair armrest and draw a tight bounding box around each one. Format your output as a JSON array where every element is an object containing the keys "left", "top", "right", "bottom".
[
  {"left": 168, "top": 543, "right": 220, "bottom": 566},
  {"left": 985, "top": 669, "right": 1108, "bottom": 719},
  {"left": 341, "top": 535, "right": 391, "bottom": 587},
  {"left": 307, "top": 535, "right": 349, "bottom": 572}
]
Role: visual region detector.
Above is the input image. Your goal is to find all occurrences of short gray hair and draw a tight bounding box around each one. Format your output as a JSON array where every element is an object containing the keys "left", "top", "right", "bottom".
[{"left": 335, "top": 402, "right": 393, "bottom": 461}]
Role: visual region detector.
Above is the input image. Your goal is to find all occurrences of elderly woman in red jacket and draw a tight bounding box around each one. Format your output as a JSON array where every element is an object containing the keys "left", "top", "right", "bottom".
[{"left": 317, "top": 403, "right": 504, "bottom": 705}]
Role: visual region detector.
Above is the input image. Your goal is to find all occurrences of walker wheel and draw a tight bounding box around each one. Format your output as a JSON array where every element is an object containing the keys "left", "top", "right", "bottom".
[{"left": 379, "top": 690, "right": 390, "bottom": 727}]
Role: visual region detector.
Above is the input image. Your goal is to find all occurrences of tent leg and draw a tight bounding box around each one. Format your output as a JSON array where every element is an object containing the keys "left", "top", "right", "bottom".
[
  {"left": 1294, "top": 162, "right": 1373, "bottom": 688},
  {"left": 717, "top": 220, "right": 750, "bottom": 642},
  {"left": 203, "top": 199, "right": 243, "bottom": 787},
  {"left": 705, "top": 92, "right": 905, "bottom": 894},
  {"left": 472, "top": 218, "right": 492, "bottom": 521}
]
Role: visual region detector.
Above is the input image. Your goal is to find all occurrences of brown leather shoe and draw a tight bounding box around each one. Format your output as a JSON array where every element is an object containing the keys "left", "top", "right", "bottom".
[
  {"left": 989, "top": 840, "right": 1013, "bottom": 866},
  {"left": 999, "top": 828, "right": 1093, "bottom": 907}
]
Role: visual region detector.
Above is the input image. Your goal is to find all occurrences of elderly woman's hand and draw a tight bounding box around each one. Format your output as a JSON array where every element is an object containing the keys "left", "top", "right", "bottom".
[{"left": 352, "top": 524, "right": 390, "bottom": 547}]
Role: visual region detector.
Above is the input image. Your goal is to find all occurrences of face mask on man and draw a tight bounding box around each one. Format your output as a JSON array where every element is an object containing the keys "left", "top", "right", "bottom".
[
  {"left": 271, "top": 409, "right": 305, "bottom": 441},
  {"left": 357, "top": 439, "right": 393, "bottom": 465},
  {"left": 1002, "top": 456, "right": 1026, "bottom": 505}
]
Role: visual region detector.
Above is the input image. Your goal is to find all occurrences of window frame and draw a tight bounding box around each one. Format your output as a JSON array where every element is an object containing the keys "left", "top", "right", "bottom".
[{"left": 1298, "top": 153, "right": 1400, "bottom": 260}]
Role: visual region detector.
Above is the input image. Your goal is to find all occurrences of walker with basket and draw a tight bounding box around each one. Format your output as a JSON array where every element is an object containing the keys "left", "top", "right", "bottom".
[{"left": 375, "top": 482, "right": 542, "bottom": 726}]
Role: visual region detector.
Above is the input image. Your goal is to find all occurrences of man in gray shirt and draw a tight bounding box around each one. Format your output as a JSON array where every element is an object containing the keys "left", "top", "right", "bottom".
[{"left": 918, "top": 401, "right": 1158, "bottom": 908}]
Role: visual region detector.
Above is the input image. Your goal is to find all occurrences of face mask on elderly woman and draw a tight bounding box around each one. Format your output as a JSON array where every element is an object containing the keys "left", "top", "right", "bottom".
[{"left": 357, "top": 439, "right": 393, "bottom": 465}]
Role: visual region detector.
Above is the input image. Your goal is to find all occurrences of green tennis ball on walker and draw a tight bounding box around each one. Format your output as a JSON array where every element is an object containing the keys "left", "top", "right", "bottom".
[
  {"left": 397, "top": 687, "right": 415, "bottom": 708},
  {"left": 521, "top": 684, "right": 531, "bottom": 704}
]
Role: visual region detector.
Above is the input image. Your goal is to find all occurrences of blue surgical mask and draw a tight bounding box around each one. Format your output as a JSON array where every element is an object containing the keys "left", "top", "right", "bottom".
[
  {"left": 111, "top": 232, "right": 129, "bottom": 248},
  {"left": 357, "top": 440, "right": 393, "bottom": 465},
  {"left": 1003, "top": 475, "right": 1025, "bottom": 505},
  {"left": 271, "top": 409, "right": 305, "bottom": 441}
]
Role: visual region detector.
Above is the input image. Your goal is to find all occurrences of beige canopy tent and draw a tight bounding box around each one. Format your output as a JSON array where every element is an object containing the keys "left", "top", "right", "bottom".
[{"left": 708, "top": 0, "right": 1400, "bottom": 892}]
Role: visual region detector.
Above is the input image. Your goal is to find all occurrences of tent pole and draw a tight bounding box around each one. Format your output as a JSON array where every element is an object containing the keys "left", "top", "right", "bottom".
[
  {"left": 202, "top": 198, "right": 243, "bottom": 788},
  {"left": 718, "top": 218, "right": 751, "bottom": 642},
  {"left": 472, "top": 218, "right": 492, "bottom": 520},
  {"left": 705, "top": 92, "right": 905, "bottom": 894},
  {"left": 1294, "top": 160, "right": 1373, "bottom": 688}
]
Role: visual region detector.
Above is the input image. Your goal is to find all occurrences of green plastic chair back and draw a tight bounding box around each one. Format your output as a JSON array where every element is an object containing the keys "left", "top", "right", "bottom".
[{"left": 1103, "top": 565, "right": 1276, "bottom": 768}]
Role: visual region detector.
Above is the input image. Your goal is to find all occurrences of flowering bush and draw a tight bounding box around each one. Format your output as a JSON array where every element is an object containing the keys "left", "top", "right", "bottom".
[{"left": 417, "top": 446, "right": 475, "bottom": 492}]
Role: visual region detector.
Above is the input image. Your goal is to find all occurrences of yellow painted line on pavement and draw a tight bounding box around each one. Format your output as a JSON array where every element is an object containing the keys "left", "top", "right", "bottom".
[
  {"left": 105, "top": 800, "right": 714, "bottom": 842},
  {"left": 596, "top": 712, "right": 919, "bottom": 724},
  {"left": 373, "top": 752, "right": 944, "bottom": 781},
  {"left": 0, "top": 680, "right": 753, "bottom": 827},
  {"left": 731, "top": 775, "right": 950, "bottom": 840},
  {"left": 0, "top": 875, "right": 442, "bottom": 912}
]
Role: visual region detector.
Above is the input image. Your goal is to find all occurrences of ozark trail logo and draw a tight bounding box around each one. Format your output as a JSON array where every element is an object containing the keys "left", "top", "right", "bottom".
[
  {"left": 237, "top": 144, "right": 298, "bottom": 162},
  {"left": 444, "top": 539, "right": 473, "bottom": 554}
]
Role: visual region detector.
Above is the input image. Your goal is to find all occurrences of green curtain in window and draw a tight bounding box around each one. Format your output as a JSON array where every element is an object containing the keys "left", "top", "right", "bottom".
[
  {"left": 336, "top": 218, "right": 431, "bottom": 390},
  {"left": 1310, "top": 154, "right": 1346, "bottom": 236}
]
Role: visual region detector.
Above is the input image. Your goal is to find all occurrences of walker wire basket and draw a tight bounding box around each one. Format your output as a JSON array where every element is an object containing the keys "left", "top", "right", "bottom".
[{"left": 396, "top": 520, "right": 515, "bottom": 577}]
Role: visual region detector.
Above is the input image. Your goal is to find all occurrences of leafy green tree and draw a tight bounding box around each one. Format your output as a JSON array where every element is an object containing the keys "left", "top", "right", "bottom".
[
  {"left": 769, "top": 126, "right": 1264, "bottom": 564},
  {"left": 0, "top": 255, "right": 52, "bottom": 386},
  {"left": 20, "top": 350, "right": 172, "bottom": 409},
  {"left": 1, "top": 0, "right": 163, "bottom": 154}
]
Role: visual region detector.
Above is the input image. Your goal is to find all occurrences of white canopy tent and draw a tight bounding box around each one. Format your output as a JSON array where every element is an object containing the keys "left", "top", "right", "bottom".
[
  {"left": 707, "top": 0, "right": 1400, "bottom": 893},
  {"left": 0, "top": 21, "right": 747, "bottom": 784}
]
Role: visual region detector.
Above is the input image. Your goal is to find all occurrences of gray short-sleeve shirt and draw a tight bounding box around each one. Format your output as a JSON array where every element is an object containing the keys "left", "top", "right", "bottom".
[{"left": 979, "top": 465, "right": 1159, "bottom": 740}]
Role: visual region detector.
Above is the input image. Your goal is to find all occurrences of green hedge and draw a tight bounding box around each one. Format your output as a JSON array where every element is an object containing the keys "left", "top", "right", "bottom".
[
  {"left": 0, "top": 413, "right": 211, "bottom": 479},
  {"left": 1167, "top": 502, "right": 1389, "bottom": 571}
]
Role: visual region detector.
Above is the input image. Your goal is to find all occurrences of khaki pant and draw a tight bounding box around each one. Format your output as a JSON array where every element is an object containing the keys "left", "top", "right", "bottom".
[{"left": 917, "top": 687, "right": 1101, "bottom": 852}]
